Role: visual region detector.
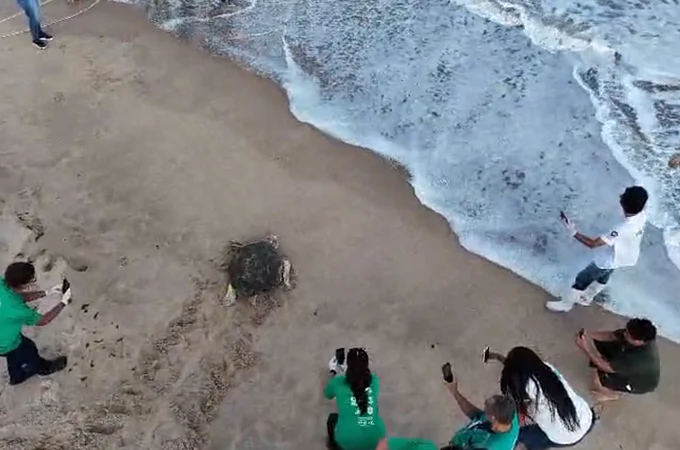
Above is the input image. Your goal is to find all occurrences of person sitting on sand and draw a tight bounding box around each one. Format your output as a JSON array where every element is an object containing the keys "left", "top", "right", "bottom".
[
  {"left": 325, "top": 348, "right": 386, "bottom": 450},
  {"left": 575, "top": 318, "right": 660, "bottom": 403},
  {"left": 547, "top": 185, "right": 648, "bottom": 312},
  {"left": 444, "top": 368, "right": 519, "bottom": 450},
  {"left": 485, "top": 347, "right": 594, "bottom": 450},
  {"left": 0, "top": 262, "right": 71, "bottom": 385}
]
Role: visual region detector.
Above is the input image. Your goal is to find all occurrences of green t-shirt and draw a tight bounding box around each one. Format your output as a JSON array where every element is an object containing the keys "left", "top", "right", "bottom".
[
  {"left": 324, "top": 373, "right": 386, "bottom": 450},
  {"left": 595, "top": 329, "right": 660, "bottom": 393},
  {"left": 450, "top": 412, "right": 519, "bottom": 450},
  {"left": 0, "top": 280, "right": 41, "bottom": 354},
  {"left": 387, "top": 437, "right": 438, "bottom": 450}
]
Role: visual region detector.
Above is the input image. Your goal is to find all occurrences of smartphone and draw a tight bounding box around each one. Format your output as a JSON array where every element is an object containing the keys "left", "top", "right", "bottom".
[
  {"left": 62, "top": 278, "right": 70, "bottom": 294},
  {"left": 560, "top": 210, "right": 568, "bottom": 221},
  {"left": 441, "top": 362, "right": 454, "bottom": 383},
  {"left": 578, "top": 328, "right": 585, "bottom": 338},
  {"left": 482, "top": 346, "right": 490, "bottom": 363},
  {"left": 335, "top": 348, "right": 345, "bottom": 366}
]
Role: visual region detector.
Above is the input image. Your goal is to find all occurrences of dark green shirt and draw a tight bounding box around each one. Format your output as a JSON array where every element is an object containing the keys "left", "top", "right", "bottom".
[{"left": 595, "top": 329, "right": 660, "bottom": 393}]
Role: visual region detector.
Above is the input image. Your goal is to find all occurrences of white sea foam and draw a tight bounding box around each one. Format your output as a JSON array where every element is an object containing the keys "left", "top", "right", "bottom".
[{"left": 123, "top": 0, "right": 680, "bottom": 340}]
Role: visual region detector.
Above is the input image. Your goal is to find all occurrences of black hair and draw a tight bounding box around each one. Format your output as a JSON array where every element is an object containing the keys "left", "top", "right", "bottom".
[
  {"left": 500, "top": 347, "right": 579, "bottom": 431},
  {"left": 483, "top": 395, "right": 516, "bottom": 426},
  {"left": 345, "top": 348, "right": 372, "bottom": 415},
  {"left": 626, "top": 318, "right": 657, "bottom": 342},
  {"left": 620, "top": 186, "right": 648, "bottom": 215},
  {"left": 4, "top": 262, "right": 36, "bottom": 289}
]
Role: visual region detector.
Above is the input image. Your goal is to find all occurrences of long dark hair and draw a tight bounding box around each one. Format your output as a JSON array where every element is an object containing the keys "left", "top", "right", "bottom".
[
  {"left": 500, "top": 347, "right": 579, "bottom": 431},
  {"left": 345, "top": 348, "right": 372, "bottom": 415}
]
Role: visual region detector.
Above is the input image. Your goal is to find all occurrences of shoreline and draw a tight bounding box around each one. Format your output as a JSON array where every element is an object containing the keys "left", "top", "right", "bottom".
[{"left": 0, "top": 2, "right": 679, "bottom": 449}]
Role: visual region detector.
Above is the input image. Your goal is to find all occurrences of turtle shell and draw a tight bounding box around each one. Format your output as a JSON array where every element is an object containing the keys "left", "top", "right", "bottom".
[{"left": 227, "top": 240, "right": 283, "bottom": 297}]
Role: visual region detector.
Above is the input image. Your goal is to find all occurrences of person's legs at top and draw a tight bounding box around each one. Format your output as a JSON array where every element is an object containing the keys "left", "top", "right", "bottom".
[
  {"left": 547, "top": 263, "right": 612, "bottom": 312},
  {"left": 326, "top": 413, "right": 341, "bottom": 450},
  {"left": 15, "top": 0, "right": 50, "bottom": 48}
]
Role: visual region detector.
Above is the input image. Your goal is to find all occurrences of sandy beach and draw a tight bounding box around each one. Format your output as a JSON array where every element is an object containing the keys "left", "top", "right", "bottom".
[{"left": 0, "top": 2, "right": 679, "bottom": 449}]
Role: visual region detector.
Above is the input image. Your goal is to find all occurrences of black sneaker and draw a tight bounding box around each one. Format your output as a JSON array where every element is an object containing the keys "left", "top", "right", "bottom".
[
  {"left": 40, "top": 356, "right": 67, "bottom": 375},
  {"left": 32, "top": 39, "right": 48, "bottom": 50},
  {"left": 39, "top": 31, "right": 53, "bottom": 41}
]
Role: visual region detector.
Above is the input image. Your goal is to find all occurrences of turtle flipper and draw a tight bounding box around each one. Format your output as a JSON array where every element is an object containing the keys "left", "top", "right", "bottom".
[
  {"left": 281, "top": 259, "right": 293, "bottom": 290},
  {"left": 222, "top": 284, "right": 237, "bottom": 306}
]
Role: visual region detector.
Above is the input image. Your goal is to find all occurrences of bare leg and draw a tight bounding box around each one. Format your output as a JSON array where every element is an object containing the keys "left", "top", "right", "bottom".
[{"left": 590, "top": 369, "right": 621, "bottom": 404}]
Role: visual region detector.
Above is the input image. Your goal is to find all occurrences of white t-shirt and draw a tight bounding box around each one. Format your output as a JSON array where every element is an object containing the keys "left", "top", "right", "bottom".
[
  {"left": 593, "top": 211, "right": 646, "bottom": 269},
  {"left": 525, "top": 363, "right": 593, "bottom": 445}
]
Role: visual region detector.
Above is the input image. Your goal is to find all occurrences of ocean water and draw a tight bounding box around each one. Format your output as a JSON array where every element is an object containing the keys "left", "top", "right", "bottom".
[{"left": 125, "top": 0, "right": 680, "bottom": 340}]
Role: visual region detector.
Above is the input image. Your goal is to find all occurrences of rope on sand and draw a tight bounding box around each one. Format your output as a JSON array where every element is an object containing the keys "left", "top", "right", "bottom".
[{"left": 0, "top": 0, "right": 102, "bottom": 40}]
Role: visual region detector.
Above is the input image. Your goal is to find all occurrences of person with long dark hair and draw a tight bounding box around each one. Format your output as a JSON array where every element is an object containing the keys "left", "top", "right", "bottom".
[
  {"left": 324, "top": 348, "right": 386, "bottom": 450},
  {"left": 486, "top": 347, "right": 594, "bottom": 450}
]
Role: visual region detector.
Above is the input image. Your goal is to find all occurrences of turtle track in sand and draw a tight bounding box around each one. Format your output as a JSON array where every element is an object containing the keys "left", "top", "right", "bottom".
[{"left": 1, "top": 276, "right": 286, "bottom": 450}]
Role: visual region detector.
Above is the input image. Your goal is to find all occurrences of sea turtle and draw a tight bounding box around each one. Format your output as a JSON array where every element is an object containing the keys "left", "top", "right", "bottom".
[{"left": 222, "top": 235, "right": 293, "bottom": 306}]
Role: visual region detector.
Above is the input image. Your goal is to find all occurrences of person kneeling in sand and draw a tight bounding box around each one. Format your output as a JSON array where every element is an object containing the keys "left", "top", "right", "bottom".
[
  {"left": 444, "top": 365, "right": 519, "bottom": 450},
  {"left": 373, "top": 365, "right": 518, "bottom": 450},
  {"left": 325, "top": 348, "right": 386, "bottom": 450},
  {"left": 0, "top": 262, "right": 71, "bottom": 385},
  {"left": 547, "top": 185, "right": 648, "bottom": 312},
  {"left": 575, "top": 318, "right": 659, "bottom": 403},
  {"left": 485, "top": 347, "right": 594, "bottom": 450}
]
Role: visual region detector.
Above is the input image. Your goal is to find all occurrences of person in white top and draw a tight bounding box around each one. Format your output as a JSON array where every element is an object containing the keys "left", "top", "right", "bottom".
[
  {"left": 486, "top": 346, "right": 595, "bottom": 450},
  {"left": 547, "top": 186, "right": 648, "bottom": 312}
]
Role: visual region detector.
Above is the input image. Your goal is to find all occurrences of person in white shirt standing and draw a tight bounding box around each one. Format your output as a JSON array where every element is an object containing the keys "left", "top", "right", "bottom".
[{"left": 547, "top": 186, "right": 648, "bottom": 313}]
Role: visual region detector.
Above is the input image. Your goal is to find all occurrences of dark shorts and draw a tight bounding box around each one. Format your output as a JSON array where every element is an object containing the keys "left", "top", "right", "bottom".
[
  {"left": 518, "top": 413, "right": 597, "bottom": 450},
  {"left": 572, "top": 263, "right": 614, "bottom": 291},
  {"left": 326, "top": 413, "right": 342, "bottom": 450},
  {"left": 598, "top": 371, "right": 634, "bottom": 393},
  {"left": 1, "top": 335, "right": 51, "bottom": 385}
]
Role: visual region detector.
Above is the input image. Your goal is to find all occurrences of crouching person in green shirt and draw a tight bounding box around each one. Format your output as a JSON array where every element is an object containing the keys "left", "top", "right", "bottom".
[
  {"left": 0, "top": 262, "right": 71, "bottom": 385},
  {"left": 324, "top": 348, "right": 386, "bottom": 450},
  {"left": 444, "top": 378, "right": 519, "bottom": 450},
  {"left": 374, "top": 368, "right": 519, "bottom": 450}
]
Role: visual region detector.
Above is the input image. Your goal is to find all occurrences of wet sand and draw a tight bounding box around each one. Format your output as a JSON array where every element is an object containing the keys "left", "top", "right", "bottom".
[{"left": 0, "top": 2, "right": 678, "bottom": 449}]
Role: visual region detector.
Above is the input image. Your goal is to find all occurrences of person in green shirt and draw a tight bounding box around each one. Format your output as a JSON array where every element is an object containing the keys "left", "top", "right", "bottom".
[
  {"left": 575, "top": 318, "right": 660, "bottom": 402},
  {"left": 444, "top": 367, "right": 519, "bottom": 450},
  {"left": 0, "top": 262, "right": 71, "bottom": 385},
  {"left": 324, "top": 348, "right": 386, "bottom": 450}
]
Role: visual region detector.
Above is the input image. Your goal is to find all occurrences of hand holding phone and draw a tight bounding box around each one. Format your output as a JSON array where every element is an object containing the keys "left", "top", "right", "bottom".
[
  {"left": 560, "top": 210, "right": 568, "bottom": 222},
  {"left": 441, "top": 362, "right": 454, "bottom": 384},
  {"left": 335, "top": 348, "right": 345, "bottom": 366},
  {"left": 578, "top": 328, "right": 585, "bottom": 339}
]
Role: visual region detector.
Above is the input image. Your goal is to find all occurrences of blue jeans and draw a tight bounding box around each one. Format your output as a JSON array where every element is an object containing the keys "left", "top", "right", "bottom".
[
  {"left": 518, "top": 410, "right": 597, "bottom": 450},
  {"left": 572, "top": 262, "right": 614, "bottom": 291},
  {"left": 16, "top": 0, "right": 43, "bottom": 41}
]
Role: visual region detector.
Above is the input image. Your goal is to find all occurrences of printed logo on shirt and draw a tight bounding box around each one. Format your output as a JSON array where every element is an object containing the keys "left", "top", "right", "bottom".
[{"left": 350, "top": 387, "right": 375, "bottom": 427}]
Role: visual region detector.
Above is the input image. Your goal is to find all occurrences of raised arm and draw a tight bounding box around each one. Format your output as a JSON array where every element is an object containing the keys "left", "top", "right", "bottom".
[
  {"left": 445, "top": 380, "right": 482, "bottom": 419},
  {"left": 575, "top": 331, "right": 614, "bottom": 373},
  {"left": 589, "top": 330, "right": 618, "bottom": 342},
  {"left": 19, "top": 290, "right": 47, "bottom": 303}
]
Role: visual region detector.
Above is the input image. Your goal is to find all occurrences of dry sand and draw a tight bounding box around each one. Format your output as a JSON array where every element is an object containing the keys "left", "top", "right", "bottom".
[{"left": 0, "top": 2, "right": 678, "bottom": 450}]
